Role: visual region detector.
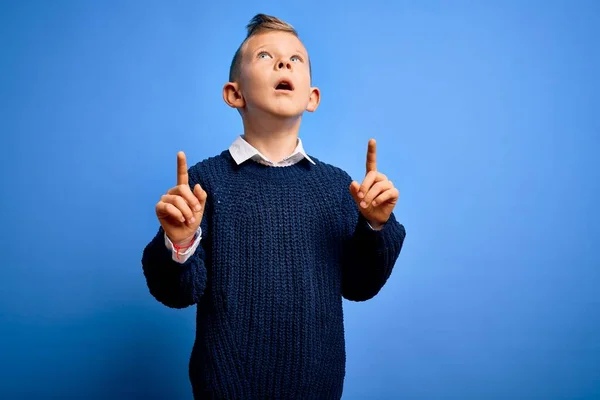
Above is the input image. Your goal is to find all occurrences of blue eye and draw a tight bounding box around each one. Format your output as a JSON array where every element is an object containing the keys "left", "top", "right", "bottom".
[
  {"left": 258, "top": 52, "right": 272, "bottom": 59},
  {"left": 291, "top": 55, "right": 301, "bottom": 62}
]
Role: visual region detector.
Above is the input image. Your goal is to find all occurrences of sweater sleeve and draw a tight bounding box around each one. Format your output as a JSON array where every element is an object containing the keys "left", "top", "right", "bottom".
[
  {"left": 141, "top": 171, "right": 210, "bottom": 309},
  {"left": 340, "top": 176, "right": 406, "bottom": 302}
]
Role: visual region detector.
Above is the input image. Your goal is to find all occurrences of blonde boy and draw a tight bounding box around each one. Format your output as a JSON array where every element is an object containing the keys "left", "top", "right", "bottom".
[{"left": 142, "top": 13, "right": 406, "bottom": 399}]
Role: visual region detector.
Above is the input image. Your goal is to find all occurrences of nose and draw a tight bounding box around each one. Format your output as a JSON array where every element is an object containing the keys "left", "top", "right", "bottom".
[{"left": 277, "top": 60, "right": 292, "bottom": 70}]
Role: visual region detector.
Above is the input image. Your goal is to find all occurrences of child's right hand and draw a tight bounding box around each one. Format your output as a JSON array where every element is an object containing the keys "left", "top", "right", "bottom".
[{"left": 155, "top": 151, "right": 207, "bottom": 245}]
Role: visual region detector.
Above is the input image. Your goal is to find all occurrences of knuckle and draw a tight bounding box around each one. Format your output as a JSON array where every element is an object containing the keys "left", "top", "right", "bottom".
[
  {"left": 178, "top": 200, "right": 191, "bottom": 214},
  {"left": 171, "top": 196, "right": 182, "bottom": 209}
]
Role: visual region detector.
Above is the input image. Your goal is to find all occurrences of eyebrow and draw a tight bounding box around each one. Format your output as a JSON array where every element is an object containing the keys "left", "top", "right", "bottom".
[
  {"left": 252, "top": 45, "right": 270, "bottom": 55},
  {"left": 251, "top": 45, "right": 307, "bottom": 58}
]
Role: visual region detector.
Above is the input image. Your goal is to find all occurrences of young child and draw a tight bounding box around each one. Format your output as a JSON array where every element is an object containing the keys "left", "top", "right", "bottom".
[{"left": 142, "top": 13, "right": 406, "bottom": 399}]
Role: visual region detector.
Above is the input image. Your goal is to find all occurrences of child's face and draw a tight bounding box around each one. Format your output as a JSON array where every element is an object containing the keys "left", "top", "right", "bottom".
[{"left": 236, "top": 31, "right": 319, "bottom": 118}]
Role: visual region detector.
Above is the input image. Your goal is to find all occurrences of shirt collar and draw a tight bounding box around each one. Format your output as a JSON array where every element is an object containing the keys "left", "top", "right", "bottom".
[{"left": 228, "top": 135, "right": 316, "bottom": 167}]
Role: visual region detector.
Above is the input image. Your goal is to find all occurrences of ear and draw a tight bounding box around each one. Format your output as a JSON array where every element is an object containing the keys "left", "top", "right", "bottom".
[
  {"left": 306, "top": 86, "right": 321, "bottom": 112},
  {"left": 223, "top": 82, "right": 245, "bottom": 109}
]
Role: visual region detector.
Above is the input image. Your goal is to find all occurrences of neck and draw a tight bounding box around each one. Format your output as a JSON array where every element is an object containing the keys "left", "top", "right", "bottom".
[{"left": 241, "top": 114, "right": 302, "bottom": 163}]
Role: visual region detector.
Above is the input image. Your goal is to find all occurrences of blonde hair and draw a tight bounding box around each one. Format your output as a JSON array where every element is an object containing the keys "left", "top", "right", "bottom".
[{"left": 228, "top": 14, "right": 305, "bottom": 82}]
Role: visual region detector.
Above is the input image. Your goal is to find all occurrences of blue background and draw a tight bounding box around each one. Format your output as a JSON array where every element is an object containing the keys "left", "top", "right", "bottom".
[{"left": 1, "top": 1, "right": 599, "bottom": 399}]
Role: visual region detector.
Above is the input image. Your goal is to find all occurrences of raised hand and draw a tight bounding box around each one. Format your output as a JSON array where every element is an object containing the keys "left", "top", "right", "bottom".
[
  {"left": 349, "top": 139, "right": 399, "bottom": 230},
  {"left": 155, "top": 151, "right": 207, "bottom": 244}
]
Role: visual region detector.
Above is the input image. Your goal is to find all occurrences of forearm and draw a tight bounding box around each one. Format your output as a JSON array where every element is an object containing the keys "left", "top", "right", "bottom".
[
  {"left": 141, "top": 226, "right": 207, "bottom": 309},
  {"left": 341, "top": 213, "right": 406, "bottom": 301}
]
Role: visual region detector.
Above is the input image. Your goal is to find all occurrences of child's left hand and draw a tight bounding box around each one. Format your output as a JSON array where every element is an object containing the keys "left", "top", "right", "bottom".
[{"left": 349, "top": 139, "right": 399, "bottom": 230}]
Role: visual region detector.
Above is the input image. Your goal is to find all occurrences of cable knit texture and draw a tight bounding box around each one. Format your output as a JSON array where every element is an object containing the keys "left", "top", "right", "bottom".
[{"left": 141, "top": 150, "right": 406, "bottom": 399}]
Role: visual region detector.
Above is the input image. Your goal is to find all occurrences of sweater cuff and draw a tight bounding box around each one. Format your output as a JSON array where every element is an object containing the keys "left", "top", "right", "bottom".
[{"left": 357, "top": 213, "right": 406, "bottom": 249}]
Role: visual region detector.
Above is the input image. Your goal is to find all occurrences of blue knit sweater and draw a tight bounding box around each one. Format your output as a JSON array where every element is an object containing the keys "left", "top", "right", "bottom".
[{"left": 141, "top": 150, "right": 406, "bottom": 399}]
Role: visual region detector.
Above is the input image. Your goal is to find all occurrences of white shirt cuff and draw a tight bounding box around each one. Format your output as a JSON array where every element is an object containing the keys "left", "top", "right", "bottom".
[{"left": 164, "top": 226, "right": 202, "bottom": 264}]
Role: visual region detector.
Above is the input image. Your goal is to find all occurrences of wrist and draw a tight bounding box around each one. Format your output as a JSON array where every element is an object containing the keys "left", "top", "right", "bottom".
[
  {"left": 173, "top": 234, "right": 196, "bottom": 247},
  {"left": 367, "top": 220, "right": 384, "bottom": 230}
]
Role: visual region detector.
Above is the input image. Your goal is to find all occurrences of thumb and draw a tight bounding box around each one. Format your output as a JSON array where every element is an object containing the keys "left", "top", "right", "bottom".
[
  {"left": 349, "top": 181, "right": 361, "bottom": 203},
  {"left": 193, "top": 184, "right": 208, "bottom": 210}
]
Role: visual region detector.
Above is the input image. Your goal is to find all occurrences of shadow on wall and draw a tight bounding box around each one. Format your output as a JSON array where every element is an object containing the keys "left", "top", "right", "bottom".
[{"left": 2, "top": 305, "right": 196, "bottom": 399}]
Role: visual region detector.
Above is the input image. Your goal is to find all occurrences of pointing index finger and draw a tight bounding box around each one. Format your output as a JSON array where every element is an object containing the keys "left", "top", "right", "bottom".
[
  {"left": 366, "top": 138, "right": 377, "bottom": 174},
  {"left": 177, "top": 151, "right": 188, "bottom": 186}
]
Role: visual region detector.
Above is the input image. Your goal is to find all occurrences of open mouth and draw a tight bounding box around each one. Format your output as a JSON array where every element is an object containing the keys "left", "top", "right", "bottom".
[{"left": 275, "top": 80, "right": 294, "bottom": 91}]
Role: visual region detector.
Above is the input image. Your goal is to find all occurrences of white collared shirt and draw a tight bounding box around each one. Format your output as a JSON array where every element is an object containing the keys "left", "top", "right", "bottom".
[
  {"left": 165, "top": 135, "right": 314, "bottom": 263},
  {"left": 228, "top": 135, "right": 316, "bottom": 167}
]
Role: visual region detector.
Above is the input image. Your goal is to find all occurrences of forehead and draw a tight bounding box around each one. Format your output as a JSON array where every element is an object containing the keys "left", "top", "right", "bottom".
[{"left": 242, "top": 31, "right": 308, "bottom": 57}]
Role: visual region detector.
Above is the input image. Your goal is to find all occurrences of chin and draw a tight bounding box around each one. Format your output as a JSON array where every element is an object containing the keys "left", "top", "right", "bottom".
[
  {"left": 247, "top": 99, "right": 307, "bottom": 120},
  {"left": 270, "top": 103, "right": 307, "bottom": 119},
  {"left": 271, "top": 109, "right": 304, "bottom": 119},
  {"left": 252, "top": 105, "right": 301, "bottom": 120}
]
